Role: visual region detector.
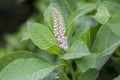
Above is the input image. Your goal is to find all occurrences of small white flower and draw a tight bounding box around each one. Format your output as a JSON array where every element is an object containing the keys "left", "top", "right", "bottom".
[{"left": 52, "top": 7, "right": 68, "bottom": 51}]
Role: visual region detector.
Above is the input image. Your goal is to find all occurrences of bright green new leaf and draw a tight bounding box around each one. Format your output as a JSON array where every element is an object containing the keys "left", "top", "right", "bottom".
[
  {"left": 78, "top": 69, "right": 99, "bottom": 80},
  {"left": 93, "top": 4, "right": 111, "bottom": 24},
  {"left": 28, "top": 21, "right": 60, "bottom": 54},
  {"left": 61, "top": 41, "right": 90, "bottom": 60},
  {"left": 0, "top": 58, "right": 59, "bottom": 80}
]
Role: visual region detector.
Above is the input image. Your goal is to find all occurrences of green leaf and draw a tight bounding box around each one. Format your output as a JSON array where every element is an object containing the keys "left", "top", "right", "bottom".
[
  {"left": 103, "top": 1, "right": 120, "bottom": 15},
  {"left": 71, "top": 16, "right": 99, "bottom": 47},
  {"left": 91, "top": 26, "right": 120, "bottom": 57},
  {"left": 76, "top": 54, "right": 98, "bottom": 73},
  {"left": 93, "top": 55, "right": 111, "bottom": 70},
  {"left": 66, "top": 3, "right": 96, "bottom": 37},
  {"left": 0, "top": 58, "right": 59, "bottom": 80},
  {"left": 90, "top": 26, "right": 100, "bottom": 46},
  {"left": 114, "top": 75, "right": 120, "bottom": 80},
  {"left": 42, "top": 72, "right": 58, "bottom": 80},
  {"left": 68, "top": 3, "right": 96, "bottom": 25},
  {"left": 44, "top": 3, "right": 56, "bottom": 31},
  {"left": 71, "top": 16, "right": 93, "bottom": 46},
  {"left": 107, "top": 13, "right": 120, "bottom": 36},
  {"left": 0, "top": 51, "right": 42, "bottom": 71},
  {"left": 61, "top": 41, "right": 90, "bottom": 60},
  {"left": 108, "top": 25, "right": 120, "bottom": 37},
  {"left": 91, "top": 26, "right": 120, "bottom": 70},
  {"left": 78, "top": 69, "right": 99, "bottom": 80},
  {"left": 101, "top": 1, "right": 120, "bottom": 32},
  {"left": 103, "top": 0, "right": 120, "bottom": 4},
  {"left": 91, "top": 2, "right": 120, "bottom": 69},
  {"left": 93, "top": 4, "right": 111, "bottom": 24},
  {"left": 28, "top": 21, "right": 60, "bottom": 54},
  {"left": 42, "top": 72, "right": 67, "bottom": 80}
]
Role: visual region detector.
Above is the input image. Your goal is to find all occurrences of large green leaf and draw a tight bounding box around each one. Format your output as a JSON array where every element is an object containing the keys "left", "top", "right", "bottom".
[
  {"left": 91, "top": 26, "right": 120, "bottom": 70},
  {"left": 91, "top": 1, "right": 120, "bottom": 70},
  {"left": 0, "top": 58, "right": 59, "bottom": 80},
  {"left": 61, "top": 41, "right": 90, "bottom": 60},
  {"left": 78, "top": 69, "right": 99, "bottom": 80},
  {"left": 0, "top": 51, "right": 42, "bottom": 71},
  {"left": 91, "top": 26, "right": 120, "bottom": 57},
  {"left": 76, "top": 54, "right": 98, "bottom": 73},
  {"left": 28, "top": 21, "right": 60, "bottom": 54}
]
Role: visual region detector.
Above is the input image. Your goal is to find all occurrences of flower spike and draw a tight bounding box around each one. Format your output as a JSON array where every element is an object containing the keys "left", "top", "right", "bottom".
[{"left": 52, "top": 7, "right": 68, "bottom": 51}]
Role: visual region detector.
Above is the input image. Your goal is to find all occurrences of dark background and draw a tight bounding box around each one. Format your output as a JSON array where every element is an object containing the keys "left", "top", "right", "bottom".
[{"left": 0, "top": 0, "right": 36, "bottom": 38}]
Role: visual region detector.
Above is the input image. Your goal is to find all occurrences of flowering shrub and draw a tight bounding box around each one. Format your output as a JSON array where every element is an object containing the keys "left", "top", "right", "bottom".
[{"left": 0, "top": 0, "right": 120, "bottom": 80}]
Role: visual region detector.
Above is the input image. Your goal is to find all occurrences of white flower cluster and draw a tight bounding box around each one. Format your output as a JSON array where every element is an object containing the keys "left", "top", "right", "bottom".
[{"left": 52, "top": 7, "right": 68, "bottom": 51}]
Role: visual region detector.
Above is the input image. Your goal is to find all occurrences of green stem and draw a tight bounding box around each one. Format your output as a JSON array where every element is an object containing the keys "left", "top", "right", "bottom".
[
  {"left": 61, "top": 65, "right": 70, "bottom": 80},
  {"left": 63, "top": 73, "right": 70, "bottom": 80},
  {"left": 65, "top": 60, "right": 77, "bottom": 80},
  {"left": 75, "top": 67, "right": 80, "bottom": 79}
]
